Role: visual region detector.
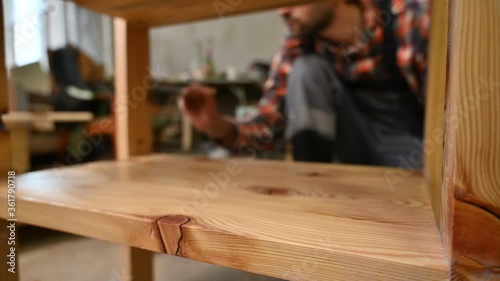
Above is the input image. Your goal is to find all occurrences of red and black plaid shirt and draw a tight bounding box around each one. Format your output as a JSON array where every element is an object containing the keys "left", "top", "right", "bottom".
[{"left": 222, "top": 0, "right": 430, "bottom": 153}]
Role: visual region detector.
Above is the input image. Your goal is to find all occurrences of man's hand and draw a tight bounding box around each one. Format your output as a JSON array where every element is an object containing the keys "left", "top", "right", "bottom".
[{"left": 178, "top": 84, "right": 232, "bottom": 140}]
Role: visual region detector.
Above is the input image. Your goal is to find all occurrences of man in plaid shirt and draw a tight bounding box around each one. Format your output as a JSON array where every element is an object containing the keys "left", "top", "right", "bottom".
[{"left": 179, "top": 0, "right": 430, "bottom": 167}]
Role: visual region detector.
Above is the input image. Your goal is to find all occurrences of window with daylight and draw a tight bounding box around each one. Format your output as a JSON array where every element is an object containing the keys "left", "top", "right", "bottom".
[{"left": 10, "top": 0, "right": 46, "bottom": 67}]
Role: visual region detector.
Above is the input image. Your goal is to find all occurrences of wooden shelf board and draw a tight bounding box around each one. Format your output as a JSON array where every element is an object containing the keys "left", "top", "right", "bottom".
[
  {"left": 1, "top": 112, "right": 93, "bottom": 125},
  {"left": 0, "top": 155, "right": 448, "bottom": 280},
  {"left": 74, "top": 0, "right": 317, "bottom": 27}
]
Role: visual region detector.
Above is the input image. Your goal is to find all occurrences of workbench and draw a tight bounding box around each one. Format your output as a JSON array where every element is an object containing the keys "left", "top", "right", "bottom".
[{"left": 0, "top": 0, "right": 498, "bottom": 280}]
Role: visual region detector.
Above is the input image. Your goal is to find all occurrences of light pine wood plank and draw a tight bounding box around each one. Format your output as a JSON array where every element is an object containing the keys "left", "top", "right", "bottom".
[
  {"left": 158, "top": 212, "right": 446, "bottom": 281},
  {"left": 0, "top": 2, "right": 30, "bottom": 175},
  {"left": 0, "top": 155, "right": 447, "bottom": 280},
  {"left": 444, "top": 0, "right": 500, "bottom": 279},
  {"left": 74, "top": 0, "right": 318, "bottom": 27},
  {"left": 1, "top": 112, "right": 93, "bottom": 124},
  {"left": 9, "top": 126, "right": 30, "bottom": 174},
  {"left": 424, "top": 0, "right": 448, "bottom": 229},
  {"left": 3, "top": 112, "right": 91, "bottom": 167},
  {"left": 0, "top": 0, "right": 6, "bottom": 116},
  {"left": 114, "top": 20, "right": 155, "bottom": 278},
  {"left": 0, "top": 131, "right": 12, "bottom": 174},
  {"left": 114, "top": 19, "right": 153, "bottom": 160},
  {"left": 9, "top": 198, "right": 165, "bottom": 252},
  {"left": 4, "top": 84, "right": 31, "bottom": 173},
  {"left": 2, "top": 109, "right": 93, "bottom": 167},
  {"left": 120, "top": 246, "right": 154, "bottom": 281},
  {"left": 181, "top": 115, "right": 193, "bottom": 152}
]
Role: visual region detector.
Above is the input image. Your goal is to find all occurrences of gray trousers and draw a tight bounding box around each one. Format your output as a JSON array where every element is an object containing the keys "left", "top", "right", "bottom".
[{"left": 285, "top": 54, "right": 424, "bottom": 168}]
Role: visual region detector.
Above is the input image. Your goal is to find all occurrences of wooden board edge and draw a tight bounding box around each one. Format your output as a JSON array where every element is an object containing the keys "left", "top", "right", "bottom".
[
  {"left": 75, "top": 0, "right": 317, "bottom": 27},
  {"left": 156, "top": 216, "right": 448, "bottom": 281},
  {"left": 424, "top": 0, "right": 449, "bottom": 230},
  {"left": 2, "top": 199, "right": 166, "bottom": 253}
]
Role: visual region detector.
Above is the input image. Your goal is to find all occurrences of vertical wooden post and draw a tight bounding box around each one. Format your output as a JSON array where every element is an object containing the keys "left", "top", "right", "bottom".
[
  {"left": 0, "top": 0, "right": 30, "bottom": 175},
  {"left": 114, "top": 18, "right": 154, "bottom": 281},
  {"left": 114, "top": 18, "right": 153, "bottom": 160},
  {"left": 1, "top": 6, "right": 19, "bottom": 281},
  {"left": 0, "top": 0, "right": 13, "bottom": 175},
  {"left": 181, "top": 116, "right": 193, "bottom": 152},
  {"left": 443, "top": 0, "right": 500, "bottom": 279},
  {"left": 120, "top": 246, "right": 154, "bottom": 281},
  {"left": 8, "top": 125, "right": 30, "bottom": 173},
  {"left": 424, "top": 0, "right": 448, "bottom": 229}
]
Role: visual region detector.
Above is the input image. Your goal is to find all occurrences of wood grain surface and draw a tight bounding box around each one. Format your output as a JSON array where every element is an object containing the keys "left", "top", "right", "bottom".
[
  {"left": 0, "top": 2, "right": 31, "bottom": 175},
  {"left": 114, "top": 19, "right": 153, "bottom": 159},
  {"left": 74, "top": 0, "right": 319, "bottom": 27},
  {"left": 1, "top": 112, "right": 93, "bottom": 125},
  {"left": 121, "top": 246, "right": 154, "bottom": 281},
  {"left": 424, "top": 0, "right": 448, "bottom": 229},
  {"left": 113, "top": 18, "right": 156, "bottom": 281},
  {"left": 0, "top": 155, "right": 448, "bottom": 280},
  {"left": 0, "top": 0, "right": 13, "bottom": 176},
  {"left": 443, "top": 0, "right": 500, "bottom": 279}
]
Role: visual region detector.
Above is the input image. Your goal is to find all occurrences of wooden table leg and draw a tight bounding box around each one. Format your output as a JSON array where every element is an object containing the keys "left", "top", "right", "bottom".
[
  {"left": 114, "top": 18, "right": 155, "bottom": 281},
  {"left": 114, "top": 19, "right": 153, "bottom": 160},
  {"left": 121, "top": 246, "right": 154, "bottom": 281},
  {"left": 181, "top": 114, "right": 193, "bottom": 152}
]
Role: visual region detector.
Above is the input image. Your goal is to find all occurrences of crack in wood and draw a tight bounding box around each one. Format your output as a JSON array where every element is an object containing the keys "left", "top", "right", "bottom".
[
  {"left": 175, "top": 217, "right": 191, "bottom": 256},
  {"left": 459, "top": 198, "right": 500, "bottom": 220}
]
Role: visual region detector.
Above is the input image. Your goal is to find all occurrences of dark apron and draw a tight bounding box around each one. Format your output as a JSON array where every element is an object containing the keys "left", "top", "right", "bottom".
[{"left": 335, "top": 0, "right": 425, "bottom": 167}]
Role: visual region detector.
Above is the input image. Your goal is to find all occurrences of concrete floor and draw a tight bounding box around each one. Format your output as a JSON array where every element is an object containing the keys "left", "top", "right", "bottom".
[{"left": 18, "top": 227, "right": 283, "bottom": 281}]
